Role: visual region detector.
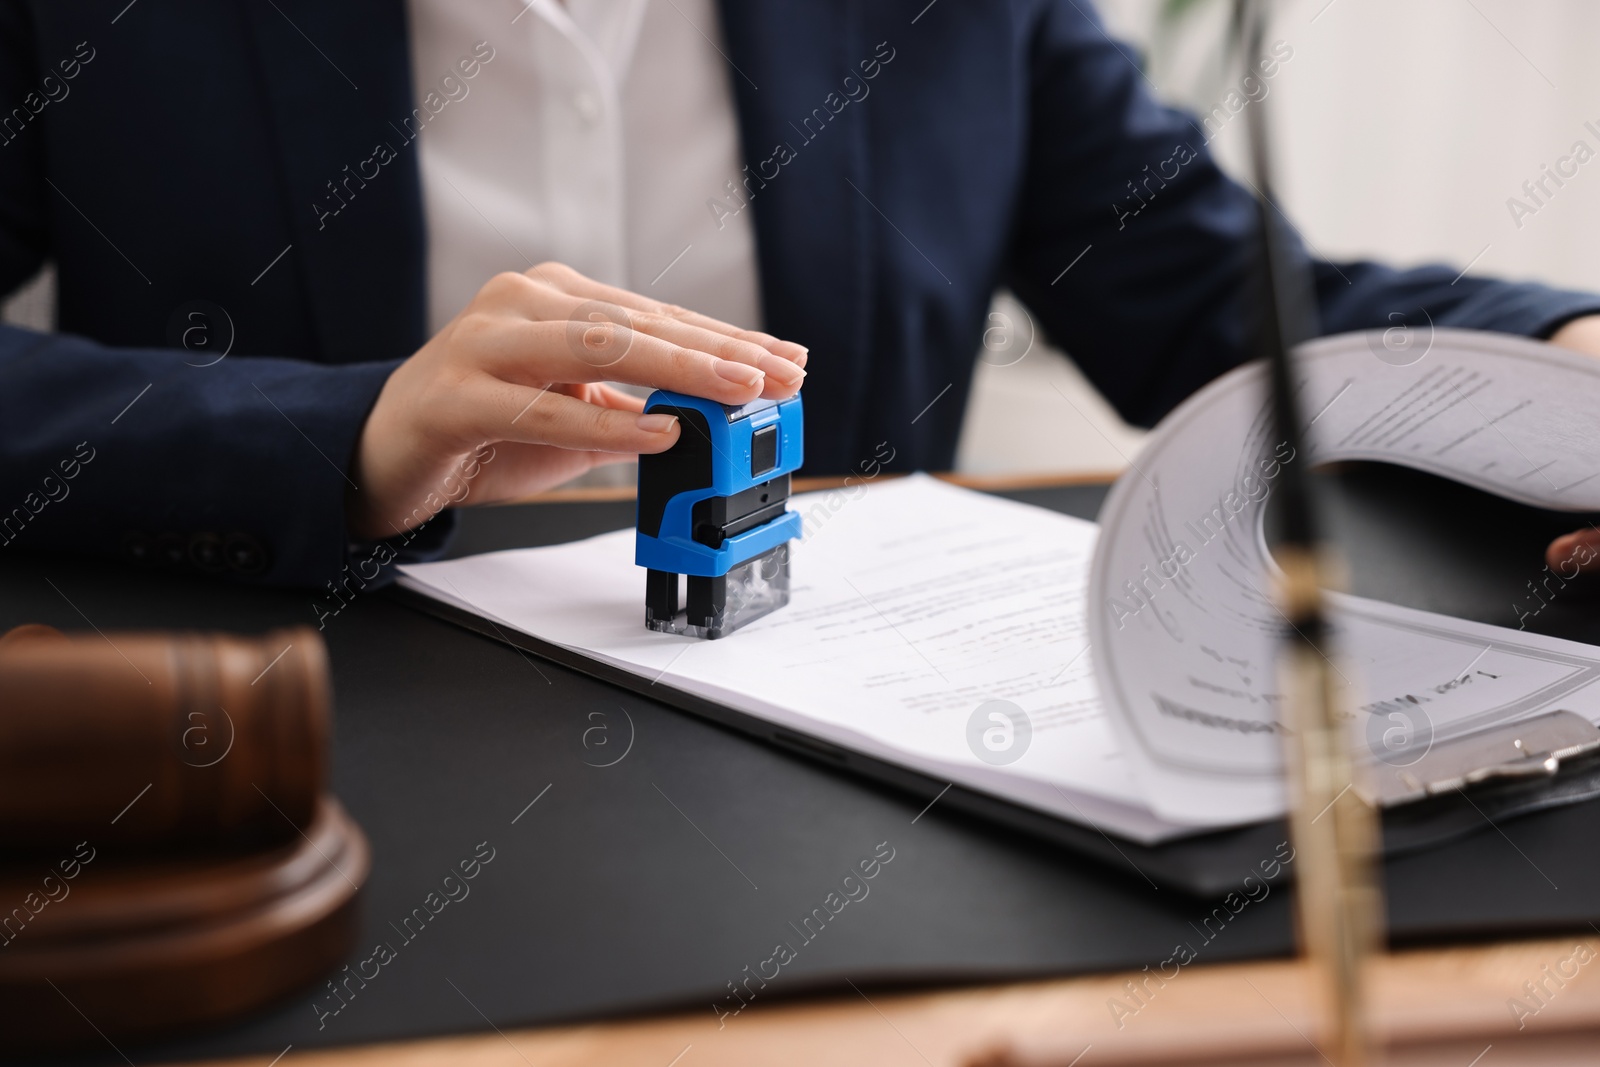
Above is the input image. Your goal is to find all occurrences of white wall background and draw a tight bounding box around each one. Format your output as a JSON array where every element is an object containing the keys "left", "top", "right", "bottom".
[
  {"left": 958, "top": 0, "right": 1600, "bottom": 476},
  {"left": 9, "top": 1, "right": 1599, "bottom": 481}
]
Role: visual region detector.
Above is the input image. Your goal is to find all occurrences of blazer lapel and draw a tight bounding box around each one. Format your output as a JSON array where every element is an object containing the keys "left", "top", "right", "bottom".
[{"left": 243, "top": 0, "right": 427, "bottom": 364}]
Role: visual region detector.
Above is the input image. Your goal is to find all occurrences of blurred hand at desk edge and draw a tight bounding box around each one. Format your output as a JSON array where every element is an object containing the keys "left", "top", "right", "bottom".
[{"left": 1542, "top": 315, "right": 1600, "bottom": 574}]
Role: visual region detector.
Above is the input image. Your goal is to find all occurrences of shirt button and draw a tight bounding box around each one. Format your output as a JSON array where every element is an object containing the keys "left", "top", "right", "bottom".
[{"left": 572, "top": 91, "right": 601, "bottom": 125}]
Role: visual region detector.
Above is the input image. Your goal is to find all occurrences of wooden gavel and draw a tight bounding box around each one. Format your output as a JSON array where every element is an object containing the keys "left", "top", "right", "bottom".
[
  {"left": 0, "top": 623, "right": 327, "bottom": 848},
  {"left": 0, "top": 623, "right": 366, "bottom": 1052}
]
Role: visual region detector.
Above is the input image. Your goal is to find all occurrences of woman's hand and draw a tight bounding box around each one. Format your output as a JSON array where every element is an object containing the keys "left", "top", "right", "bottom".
[
  {"left": 347, "top": 263, "right": 807, "bottom": 540},
  {"left": 1545, "top": 315, "right": 1600, "bottom": 573}
]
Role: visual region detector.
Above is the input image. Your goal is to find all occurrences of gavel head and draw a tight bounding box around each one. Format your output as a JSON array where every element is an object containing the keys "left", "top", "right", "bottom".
[{"left": 0, "top": 625, "right": 330, "bottom": 849}]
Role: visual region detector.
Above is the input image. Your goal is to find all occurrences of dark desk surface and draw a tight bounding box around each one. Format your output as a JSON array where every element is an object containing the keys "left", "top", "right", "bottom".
[{"left": 5, "top": 467, "right": 1599, "bottom": 1065}]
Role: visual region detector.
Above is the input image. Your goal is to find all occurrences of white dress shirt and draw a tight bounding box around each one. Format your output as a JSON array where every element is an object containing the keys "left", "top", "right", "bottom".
[{"left": 405, "top": 0, "right": 764, "bottom": 337}]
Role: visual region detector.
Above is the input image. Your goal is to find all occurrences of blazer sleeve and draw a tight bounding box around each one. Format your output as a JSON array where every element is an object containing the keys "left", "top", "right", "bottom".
[
  {"left": 1005, "top": 0, "right": 1600, "bottom": 428},
  {"left": 0, "top": 325, "right": 457, "bottom": 589},
  {"left": 0, "top": 3, "right": 443, "bottom": 591}
]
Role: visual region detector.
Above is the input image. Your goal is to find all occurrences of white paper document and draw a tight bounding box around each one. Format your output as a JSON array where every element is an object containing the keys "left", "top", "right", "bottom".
[
  {"left": 401, "top": 475, "right": 1193, "bottom": 842},
  {"left": 400, "top": 329, "right": 1600, "bottom": 842},
  {"left": 1090, "top": 329, "right": 1600, "bottom": 825}
]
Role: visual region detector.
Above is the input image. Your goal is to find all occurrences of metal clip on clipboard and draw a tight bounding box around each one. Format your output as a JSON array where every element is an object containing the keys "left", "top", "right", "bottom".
[
  {"left": 1368, "top": 709, "right": 1600, "bottom": 807},
  {"left": 1366, "top": 710, "right": 1600, "bottom": 862}
]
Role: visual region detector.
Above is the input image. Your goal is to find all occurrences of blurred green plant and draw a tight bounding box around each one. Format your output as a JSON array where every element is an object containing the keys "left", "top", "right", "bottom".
[
  {"left": 1150, "top": 0, "right": 1236, "bottom": 103},
  {"left": 1159, "top": 0, "right": 1217, "bottom": 23}
]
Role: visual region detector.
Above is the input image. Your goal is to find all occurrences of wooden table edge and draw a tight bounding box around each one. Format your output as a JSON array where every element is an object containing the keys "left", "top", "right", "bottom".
[{"left": 171, "top": 932, "right": 1600, "bottom": 1067}]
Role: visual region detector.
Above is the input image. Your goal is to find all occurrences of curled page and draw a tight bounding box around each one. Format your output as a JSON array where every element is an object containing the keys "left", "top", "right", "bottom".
[{"left": 1089, "top": 329, "right": 1600, "bottom": 826}]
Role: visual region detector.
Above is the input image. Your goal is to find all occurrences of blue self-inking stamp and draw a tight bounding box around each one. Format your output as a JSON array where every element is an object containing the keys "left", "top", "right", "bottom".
[{"left": 635, "top": 390, "right": 803, "bottom": 639}]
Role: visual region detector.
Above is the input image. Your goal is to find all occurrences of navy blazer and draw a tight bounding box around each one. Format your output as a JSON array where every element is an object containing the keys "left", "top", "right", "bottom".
[{"left": 3, "top": 0, "right": 1598, "bottom": 589}]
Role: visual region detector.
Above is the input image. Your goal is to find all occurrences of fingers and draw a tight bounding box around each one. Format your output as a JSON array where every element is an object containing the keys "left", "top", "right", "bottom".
[
  {"left": 562, "top": 305, "right": 803, "bottom": 398},
  {"left": 485, "top": 274, "right": 802, "bottom": 396},
  {"left": 1547, "top": 529, "right": 1600, "bottom": 574},
  {"left": 634, "top": 313, "right": 804, "bottom": 396},
  {"left": 601, "top": 308, "right": 804, "bottom": 395},
  {"left": 474, "top": 271, "right": 804, "bottom": 399},
  {"left": 521, "top": 262, "right": 809, "bottom": 366},
  {"left": 587, "top": 383, "right": 648, "bottom": 413},
  {"left": 473, "top": 316, "right": 772, "bottom": 406},
  {"left": 463, "top": 376, "right": 683, "bottom": 455},
  {"left": 550, "top": 382, "right": 648, "bottom": 413}
]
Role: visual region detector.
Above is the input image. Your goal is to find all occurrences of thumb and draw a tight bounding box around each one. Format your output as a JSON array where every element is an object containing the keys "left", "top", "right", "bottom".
[{"left": 1546, "top": 528, "right": 1600, "bottom": 573}]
